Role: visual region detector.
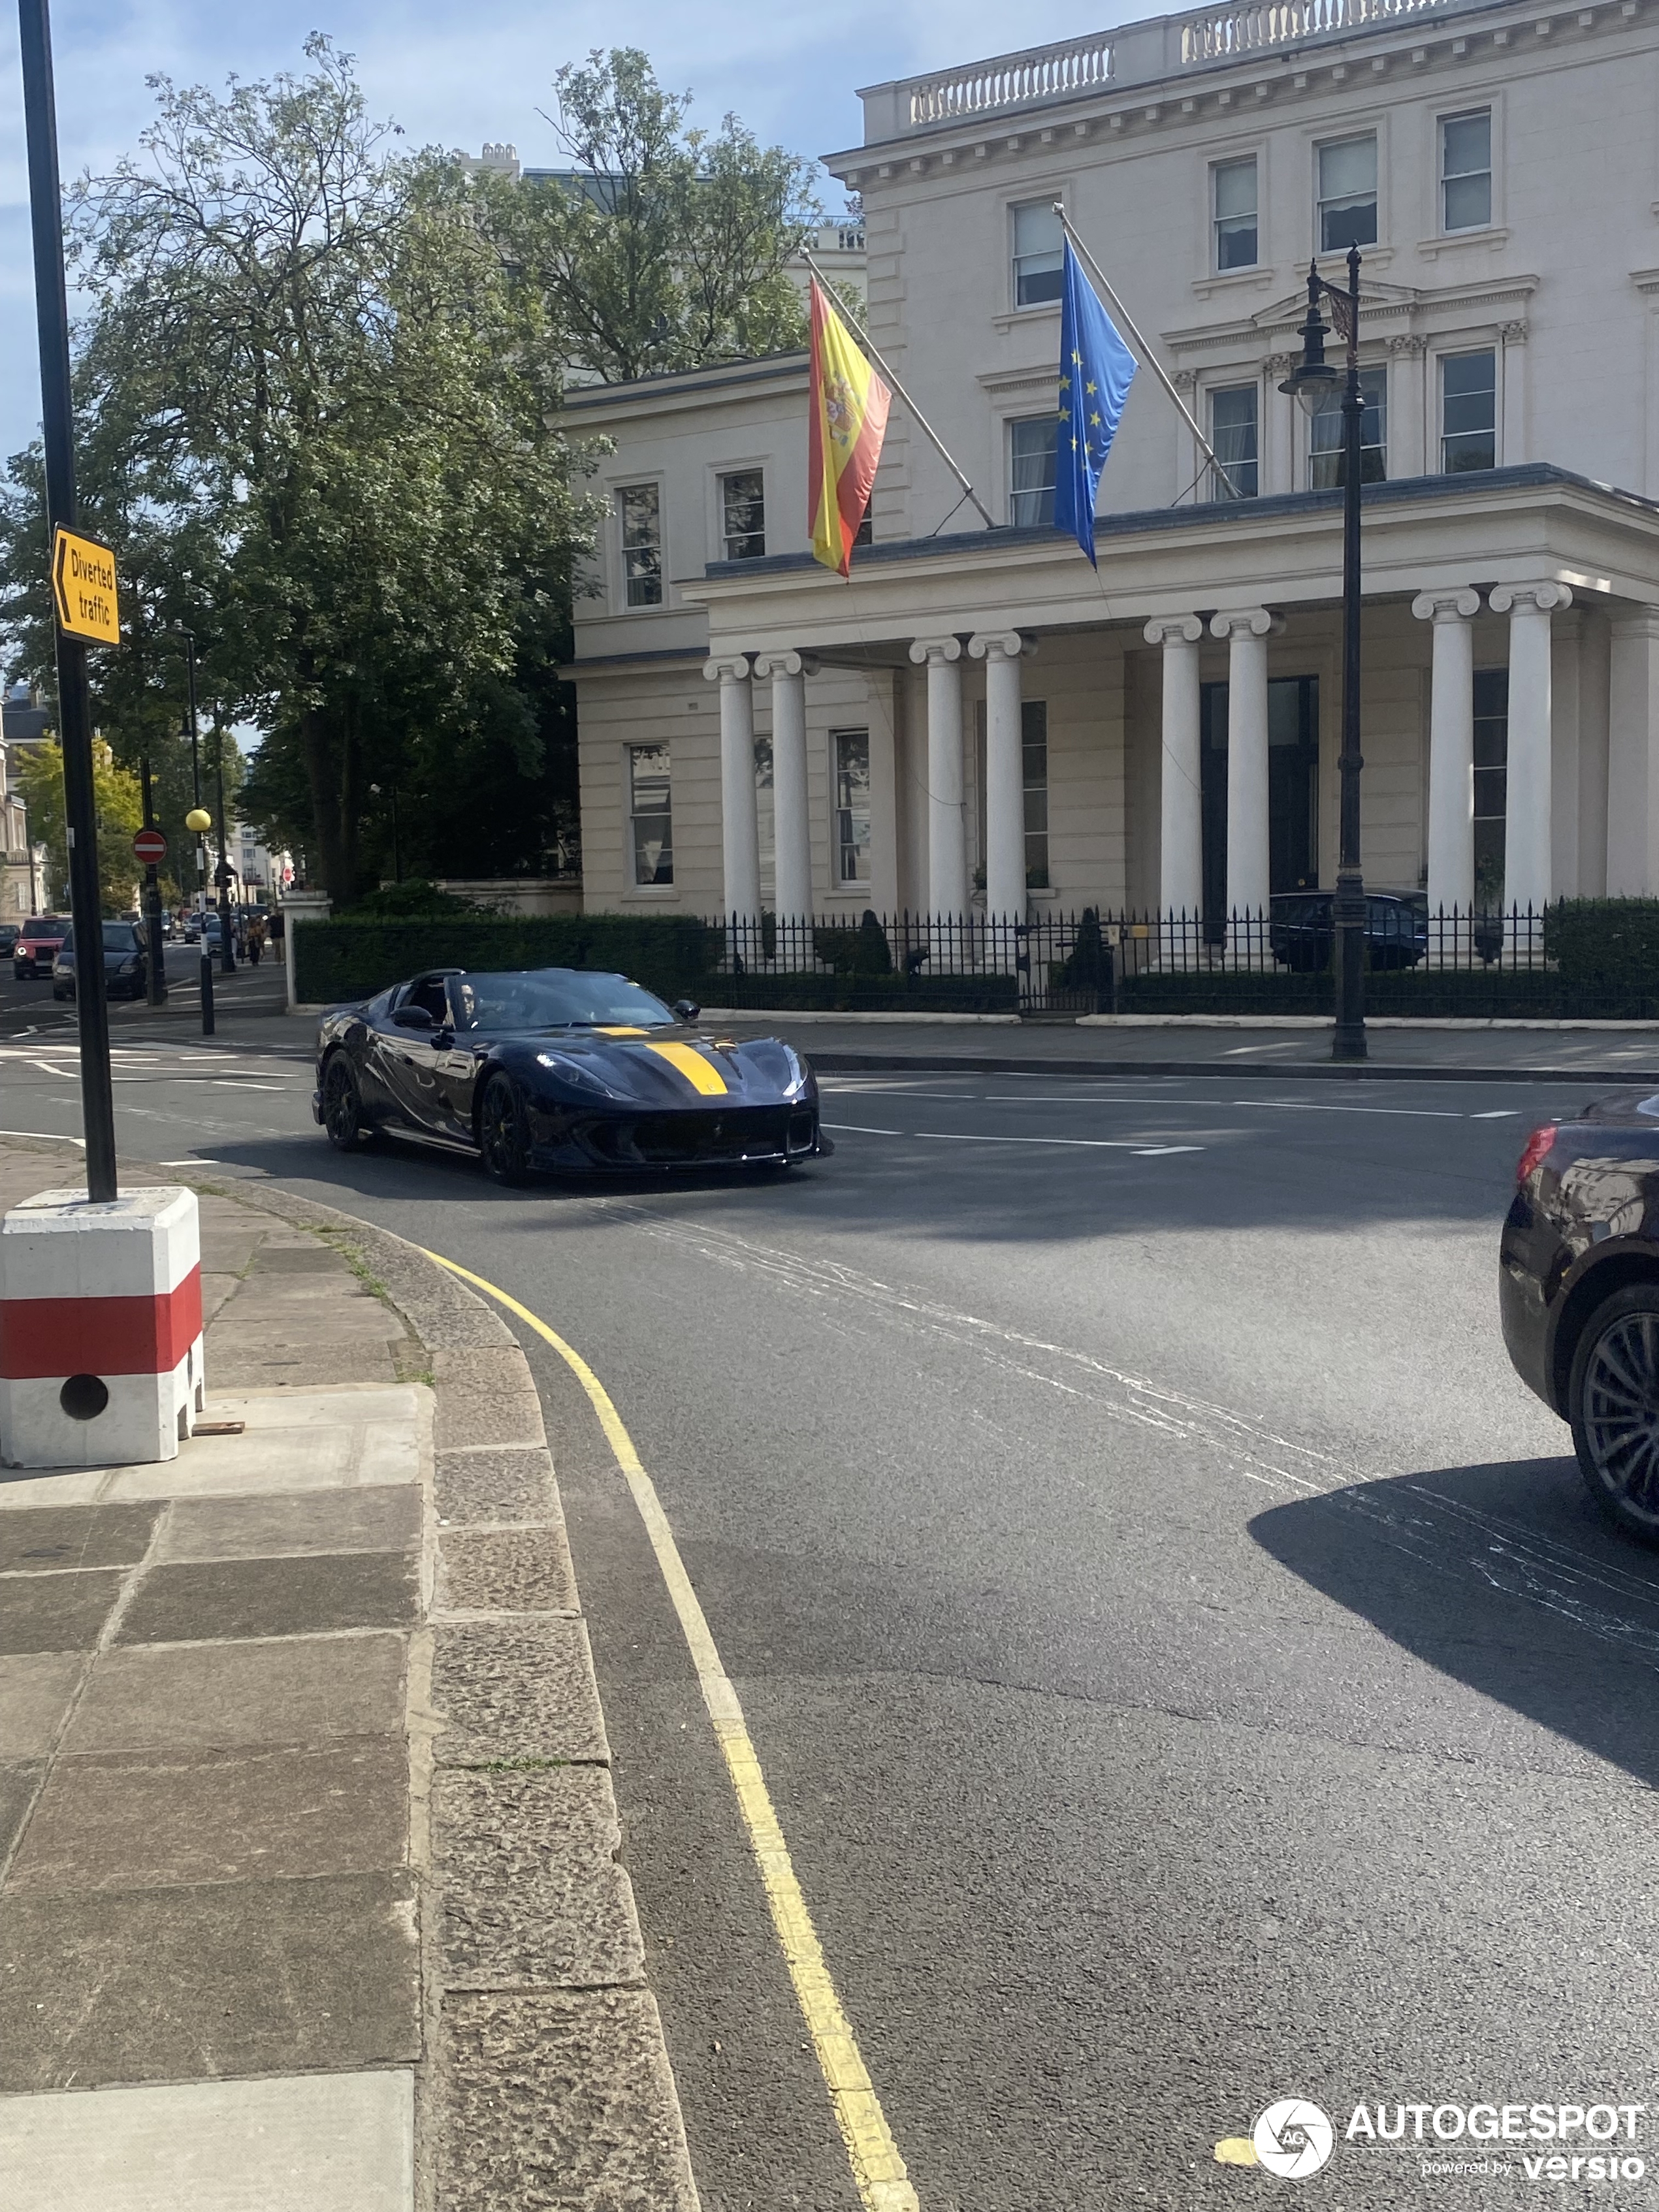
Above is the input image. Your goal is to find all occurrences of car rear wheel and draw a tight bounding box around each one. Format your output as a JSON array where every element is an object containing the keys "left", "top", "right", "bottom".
[
  {"left": 479, "top": 1072, "right": 532, "bottom": 1185},
  {"left": 321, "top": 1055, "right": 372, "bottom": 1151},
  {"left": 1568, "top": 1281, "right": 1659, "bottom": 1544}
]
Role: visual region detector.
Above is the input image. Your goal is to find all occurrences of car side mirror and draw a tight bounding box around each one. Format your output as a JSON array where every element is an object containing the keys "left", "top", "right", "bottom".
[
  {"left": 392, "top": 1005, "right": 436, "bottom": 1032},
  {"left": 673, "top": 999, "right": 701, "bottom": 1021}
]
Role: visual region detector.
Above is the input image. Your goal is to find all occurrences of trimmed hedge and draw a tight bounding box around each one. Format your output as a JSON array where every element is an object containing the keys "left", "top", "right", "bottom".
[
  {"left": 1545, "top": 899, "right": 1659, "bottom": 990},
  {"left": 712, "top": 970, "right": 1019, "bottom": 1014},
  {"left": 294, "top": 914, "right": 722, "bottom": 1006}
]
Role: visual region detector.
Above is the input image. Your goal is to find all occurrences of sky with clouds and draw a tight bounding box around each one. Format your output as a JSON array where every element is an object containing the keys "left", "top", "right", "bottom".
[{"left": 0, "top": 0, "right": 1136, "bottom": 465}]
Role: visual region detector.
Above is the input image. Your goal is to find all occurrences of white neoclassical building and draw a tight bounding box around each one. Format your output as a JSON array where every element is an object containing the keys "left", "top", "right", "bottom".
[{"left": 566, "top": 0, "right": 1659, "bottom": 937}]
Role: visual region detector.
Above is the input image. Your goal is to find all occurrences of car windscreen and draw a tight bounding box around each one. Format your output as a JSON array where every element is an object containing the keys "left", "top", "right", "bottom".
[
  {"left": 60, "top": 925, "right": 140, "bottom": 952},
  {"left": 450, "top": 971, "right": 676, "bottom": 1033}
]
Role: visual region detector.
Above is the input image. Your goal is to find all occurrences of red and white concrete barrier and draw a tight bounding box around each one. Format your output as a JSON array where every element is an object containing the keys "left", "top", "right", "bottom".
[{"left": 0, "top": 1187, "right": 204, "bottom": 1468}]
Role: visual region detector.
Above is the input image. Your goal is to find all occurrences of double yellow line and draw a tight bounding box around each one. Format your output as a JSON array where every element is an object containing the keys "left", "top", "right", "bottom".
[{"left": 423, "top": 1249, "right": 919, "bottom": 2212}]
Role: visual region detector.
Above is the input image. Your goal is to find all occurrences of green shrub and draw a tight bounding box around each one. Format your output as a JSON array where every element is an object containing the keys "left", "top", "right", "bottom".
[
  {"left": 1059, "top": 908, "right": 1108, "bottom": 990},
  {"left": 1544, "top": 899, "right": 1659, "bottom": 988},
  {"left": 813, "top": 909, "right": 893, "bottom": 977},
  {"left": 294, "top": 914, "right": 722, "bottom": 1006},
  {"left": 342, "top": 879, "right": 478, "bottom": 920}
]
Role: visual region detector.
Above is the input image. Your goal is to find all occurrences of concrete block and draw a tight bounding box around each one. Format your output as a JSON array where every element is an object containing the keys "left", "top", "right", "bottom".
[
  {"left": 8, "top": 1737, "right": 408, "bottom": 1892},
  {"left": 434, "top": 1447, "right": 556, "bottom": 1526},
  {"left": 0, "top": 1570, "right": 125, "bottom": 1654},
  {"left": 63, "top": 1633, "right": 408, "bottom": 1756},
  {"left": 437, "top": 1991, "right": 698, "bottom": 2212},
  {"left": 434, "top": 1766, "right": 644, "bottom": 1989},
  {"left": 432, "top": 1350, "right": 545, "bottom": 1452},
  {"left": 431, "top": 1620, "right": 608, "bottom": 1765},
  {"left": 0, "top": 2068, "right": 415, "bottom": 2212},
  {"left": 0, "top": 1871, "right": 421, "bottom": 2091},
  {"left": 0, "top": 1504, "right": 159, "bottom": 1573},
  {"left": 436, "top": 1527, "right": 578, "bottom": 1616},
  {"left": 0, "top": 1188, "right": 206, "bottom": 1470},
  {"left": 157, "top": 1487, "right": 419, "bottom": 1563},
  {"left": 0, "top": 1652, "right": 84, "bottom": 1757},
  {"left": 116, "top": 1552, "right": 420, "bottom": 1644}
]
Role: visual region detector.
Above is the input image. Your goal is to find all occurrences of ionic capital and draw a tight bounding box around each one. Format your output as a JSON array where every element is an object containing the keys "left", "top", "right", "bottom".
[
  {"left": 1411, "top": 588, "right": 1481, "bottom": 624},
  {"left": 1144, "top": 615, "right": 1205, "bottom": 648},
  {"left": 968, "top": 630, "right": 1035, "bottom": 662},
  {"left": 751, "top": 650, "right": 819, "bottom": 679},
  {"left": 909, "top": 635, "right": 964, "bottom": 665},
  {"left": 703, "top": 654, "right": 754, "bottom": 683},
  {"left": 1489, "top": 582, "right": 1573, "bottom": 617},
  {"left": 1209, "top": 607, "right": 1281, "bottom": 641}
]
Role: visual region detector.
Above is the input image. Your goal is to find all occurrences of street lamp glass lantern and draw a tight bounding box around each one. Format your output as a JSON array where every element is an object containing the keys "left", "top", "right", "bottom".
[{"left": 1281, "top": 359, "right": 1341, "bottom": 419}]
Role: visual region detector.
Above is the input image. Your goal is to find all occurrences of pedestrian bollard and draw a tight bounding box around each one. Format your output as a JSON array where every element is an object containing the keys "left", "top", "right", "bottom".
[
  {"left": 200, "top": 947, "right": 215, "bottom": 1037},
  {"left": 0, "top": 1186, "right": 205, "bottom": 1467}
]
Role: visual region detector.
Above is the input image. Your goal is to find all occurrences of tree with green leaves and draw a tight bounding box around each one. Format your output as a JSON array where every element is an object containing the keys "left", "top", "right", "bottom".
[
  {"left": 46, "top": 37, "right": 588, "bottom": 906},
  {"left": 505, "top": 48, "right": 823, "bottom": 383},
  {"left": 14, "top": 739, "right": 144, "bottom": 913}
]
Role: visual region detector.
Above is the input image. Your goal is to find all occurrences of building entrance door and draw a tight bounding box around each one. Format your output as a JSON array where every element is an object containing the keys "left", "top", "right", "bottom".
[{"left": 1200, "top": 675, "right": 1320, "bottom": 927}]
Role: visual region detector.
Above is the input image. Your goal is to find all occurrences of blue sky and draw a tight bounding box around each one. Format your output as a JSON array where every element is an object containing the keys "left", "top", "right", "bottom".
[{"left": 0, "top": 0, "right": 1125, "bottom": 464}]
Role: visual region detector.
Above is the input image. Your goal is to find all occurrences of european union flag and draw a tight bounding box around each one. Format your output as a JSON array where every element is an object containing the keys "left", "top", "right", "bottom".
[{"left": 1054, "top": 242, "right": 1136, "bottom": 566}]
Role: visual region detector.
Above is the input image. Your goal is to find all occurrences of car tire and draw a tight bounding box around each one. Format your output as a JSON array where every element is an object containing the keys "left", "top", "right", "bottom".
[
  {"left": 479, "top": 1071, "right": 532, "bottom": 1185},
  {"left": 321, "top": 1054, "right": 374, "bottom": 1151},
  {"left": 1568, "top": 1280, "right": 1659, "bottom": 1545}
]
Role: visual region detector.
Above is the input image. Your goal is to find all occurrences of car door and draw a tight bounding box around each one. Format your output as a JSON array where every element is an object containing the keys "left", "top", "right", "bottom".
[
  {"left": 374, "top": 978, "right": 453, "bottom": 1136},
  {"left": 428, "top": 978, "right": 489, "bottom": 1144}
]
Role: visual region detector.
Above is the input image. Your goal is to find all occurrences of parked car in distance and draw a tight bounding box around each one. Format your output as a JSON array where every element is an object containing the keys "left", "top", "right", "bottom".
[
  {"left": 13, "top": 915, "right": 68, "bottom": 978},
  {"left": 52, "top": 920, "right": 148, "bottom": 1001},
  {"left": 0, "top": 923, "right": 19, "bottom": 957},
  {"left": 1502, "top": 1093, "right": 1659, "bottom": 1544},
  {"left": 1269, "top": 890, "right": 1428, "bottom": 973}
]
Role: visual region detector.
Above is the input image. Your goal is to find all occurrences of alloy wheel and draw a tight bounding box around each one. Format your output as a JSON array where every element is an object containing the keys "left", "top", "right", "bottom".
[{"left": 1579, "top": 1306, "right": 1659, "bottom": 1537}]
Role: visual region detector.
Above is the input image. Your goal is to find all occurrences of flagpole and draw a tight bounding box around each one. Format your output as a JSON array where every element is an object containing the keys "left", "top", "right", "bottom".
[
  {"left": 1052, "top": 204, "right": 1238, "bottom": 500},
  {"left": 802, "top": 248, "right": 997, "bottom": 531}
]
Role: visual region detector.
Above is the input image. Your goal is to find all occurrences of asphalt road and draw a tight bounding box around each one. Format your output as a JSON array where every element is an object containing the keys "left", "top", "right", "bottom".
[{"left": 5, "top": 1012, "right": 1656, "bottom": 2211}]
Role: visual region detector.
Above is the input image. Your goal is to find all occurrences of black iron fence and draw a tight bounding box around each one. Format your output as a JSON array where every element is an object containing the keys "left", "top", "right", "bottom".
[{"left": 699, "top": 903, "right": 1638, "bottom": 1018}]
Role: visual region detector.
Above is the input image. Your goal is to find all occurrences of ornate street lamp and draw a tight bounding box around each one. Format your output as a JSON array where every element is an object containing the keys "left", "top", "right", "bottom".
[{"left": 1280, "top": 244, "right": 1366, "bottom": 1063}]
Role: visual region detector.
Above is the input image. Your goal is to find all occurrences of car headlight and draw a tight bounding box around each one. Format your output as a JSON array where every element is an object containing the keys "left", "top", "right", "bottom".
[
  {"left": 536, "top": 1051, "right": 623, "bottom": 1099},
  {"left": 744, "top": 1040, "right": 809, "bottom": 1096}
]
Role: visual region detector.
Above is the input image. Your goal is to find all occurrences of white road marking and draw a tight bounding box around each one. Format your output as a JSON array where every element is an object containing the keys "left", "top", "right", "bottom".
[
  {"left": 0, "top": 1129, "right": 83, "bottom": 1144},
  {"left": 1239, "top": 1098, "right": 1470, "bottom": 1119},
  {"left": 1470, "top": 1109, "right": 1521, "bottom": 1119},
  {"left": 823, "top": 1123, "right": 1205, "bottom": 1153}
]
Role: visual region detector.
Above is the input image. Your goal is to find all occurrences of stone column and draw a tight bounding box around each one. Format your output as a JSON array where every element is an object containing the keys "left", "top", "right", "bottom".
[
  {"left": 1144, "top": 617, "right": 1205, "bottom": 922},
  {"left": 909, "top": 636, "right": 968, "bottom": 917},
  {"left": 1412, "top": 588, "right": 1480, "bottom": 945},
  {"left": 1607, "top": 607, "right": 1659, "bottom": 896},
  {"left": 704, "top": 654, "right": 760, "bottom": 926},
  {"left": 1210, "top": 609, "right": 1276, "bottom": 929},
  {"left": 280, "top": 888, "right": 331, "bottom": 1012},
  {"left": 1490, "top": 583, "right": 1571, "bottom": 929},
  {"left": 752, "top": 651, "right": 816, "bottom": 932},
  {"left": 969, "top": 632, "right": 1031, "bottom": 928}
]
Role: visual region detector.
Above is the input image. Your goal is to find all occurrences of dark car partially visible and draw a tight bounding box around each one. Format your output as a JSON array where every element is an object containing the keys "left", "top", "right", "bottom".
[
  {"left": 1501, "top": 1093, "right": 1659, "bottom": 1543},
  {"left": 1269, "top": 890, "right": 1429, "bottom": 972},
  {"left": 52, "top": 920, "right": 148, "bottom": 1001}
]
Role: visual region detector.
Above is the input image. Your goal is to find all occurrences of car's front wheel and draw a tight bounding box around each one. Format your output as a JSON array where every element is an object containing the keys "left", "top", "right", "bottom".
[
  {"left": 1568, "top": 1281, "right": 1659, "bottom": 1544},
  {"left": 321, "top": 1055, "right": 373, "bottom": 1151},
  {"left": 478, "top": 1071, "right": 532, "bottom": 1185}
]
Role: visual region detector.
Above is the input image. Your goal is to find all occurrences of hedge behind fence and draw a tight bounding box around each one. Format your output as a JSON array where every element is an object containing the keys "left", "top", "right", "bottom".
[
  {"left": 1544, "top": 899, "right": 1659, "bottom": 991},
  {"left": 294, "top": 914, "right": 722, "bottom": 1006}
]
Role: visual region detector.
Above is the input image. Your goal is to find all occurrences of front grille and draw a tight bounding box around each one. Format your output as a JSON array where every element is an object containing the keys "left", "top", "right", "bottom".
[{"left": 587, "top": 1107, "right": 791, "bottom": 1166}]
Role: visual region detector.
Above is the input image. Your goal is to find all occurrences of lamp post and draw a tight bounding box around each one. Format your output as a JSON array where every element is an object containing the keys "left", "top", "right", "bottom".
[
  {"left": 211, "top": 719, "right": 235, "bottom": 974},
  {"left": 185, "top": 803, "right": 214, "bottom": 1034},
  {"left": 1280, "top": 245, "right": 1367, "bottom": 1064}
]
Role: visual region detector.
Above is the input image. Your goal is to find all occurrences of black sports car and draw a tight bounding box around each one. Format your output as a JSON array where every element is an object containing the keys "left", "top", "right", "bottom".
[
  {"left": 1501, "top": 1091, "right": 1659, "bottom": 1543},
  {"left": 312, "top": 966, "right": 828, "bottom": 1181}
]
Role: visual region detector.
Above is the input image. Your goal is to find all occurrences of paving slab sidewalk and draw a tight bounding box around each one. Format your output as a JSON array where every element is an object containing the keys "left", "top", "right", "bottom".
[{"left": 0, "top": 1134, "right": 697, "bottom": 2212}]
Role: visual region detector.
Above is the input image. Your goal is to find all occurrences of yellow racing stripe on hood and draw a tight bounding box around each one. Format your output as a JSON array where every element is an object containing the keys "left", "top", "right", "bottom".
[
  {"left": 645, "top": 1039, "right": 728, "bottom": 1095},
  {"left": 596, "top": 1025, "right": 649, "bottom": 1036}
]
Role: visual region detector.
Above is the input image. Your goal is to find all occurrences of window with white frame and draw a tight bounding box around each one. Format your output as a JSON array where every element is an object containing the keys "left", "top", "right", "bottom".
[
  {"left": 1440, "top": 110, "right": 1492, "bottom": 232},
  {"left": 1308, "top": 367, "right": 1387, "bottom": 487},
  {"left": 1009, "top": 416, "right": 1058, "bottom": 526},
  {"left": 1011, "top": 200, "right": 1065, "bottom": 308},
  {"left": 617, "top": 483, "right": 662, "bottom": 608},
  {"left": 1317, "top": 135, "right": 1377, "bottom": 253},
  {"left": 833, "top": 729, "right": 872, "bottom": 884},
  {"left": 1214, "top": 157, "right": 1259, "bottom": 271},
  {"left": 1440, "top": 350, "right": 1497, "bottom": 472},
  {"left": 1210, "top": 384, "right": 1259, "bottom": 499},
  {"left": 628, "top": 744, "right": 673, "bottom": 886},
  {"left": 1022, "top": 701, "right": 1050, "bottom": 889},
  {"left": 718, "top": 469, "right": 765, "bottom": 560}
]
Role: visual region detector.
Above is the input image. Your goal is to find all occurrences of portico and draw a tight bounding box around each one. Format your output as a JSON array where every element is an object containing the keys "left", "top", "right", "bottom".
[{"left": 671, "top": 466, "right": 1659, "bottom": 931}]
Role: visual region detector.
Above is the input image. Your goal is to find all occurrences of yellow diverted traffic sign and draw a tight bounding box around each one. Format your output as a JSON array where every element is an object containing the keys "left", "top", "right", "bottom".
[{"left": 51, "top": 526, "right": 120, "bottom": 647}]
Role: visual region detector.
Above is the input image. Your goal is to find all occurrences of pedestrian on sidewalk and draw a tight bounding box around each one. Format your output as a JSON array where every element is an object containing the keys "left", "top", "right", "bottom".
[{"left": 248, "top": 916, "right": 265, "bottom": 966}]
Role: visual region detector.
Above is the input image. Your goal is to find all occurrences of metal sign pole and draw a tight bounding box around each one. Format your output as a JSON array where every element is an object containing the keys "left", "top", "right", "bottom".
[{"left": 18, "top": 0, "right": 116, "bottom": 1200}]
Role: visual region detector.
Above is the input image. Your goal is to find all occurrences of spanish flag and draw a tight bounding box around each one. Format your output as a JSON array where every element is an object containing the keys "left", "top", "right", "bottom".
[{"left": 809, "top": 280, "right": 890, "bottom": 577}]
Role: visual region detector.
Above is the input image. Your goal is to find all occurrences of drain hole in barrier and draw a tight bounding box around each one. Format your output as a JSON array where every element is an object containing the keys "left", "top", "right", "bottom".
[{"left": 60, "top": 1374, "right": 110, "bottom": 1421}]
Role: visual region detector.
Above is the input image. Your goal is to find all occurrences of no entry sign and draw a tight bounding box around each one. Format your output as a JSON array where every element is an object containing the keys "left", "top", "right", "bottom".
[{"left": 133, "top": 827, "right": 167, "bottom": 865}]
